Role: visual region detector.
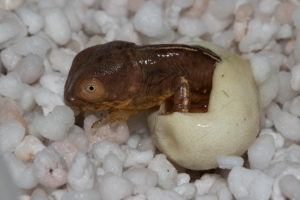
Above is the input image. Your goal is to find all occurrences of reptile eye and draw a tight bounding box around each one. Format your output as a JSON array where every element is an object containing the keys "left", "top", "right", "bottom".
[
  {"left": 88, "top": 85, "right": 95, "bottom": 92},
  {"left": 78, "top": 78, "right": 106, "bottom": 102}
]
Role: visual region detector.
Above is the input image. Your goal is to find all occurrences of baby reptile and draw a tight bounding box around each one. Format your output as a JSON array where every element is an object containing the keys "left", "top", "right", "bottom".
[{"left": 64, "top": 41, "right": 221, "bottom": 128}]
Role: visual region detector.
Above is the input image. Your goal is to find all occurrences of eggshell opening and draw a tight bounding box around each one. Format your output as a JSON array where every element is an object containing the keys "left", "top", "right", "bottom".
[{"left": 147, "top": 41, "right": 259, "bottom": 170}]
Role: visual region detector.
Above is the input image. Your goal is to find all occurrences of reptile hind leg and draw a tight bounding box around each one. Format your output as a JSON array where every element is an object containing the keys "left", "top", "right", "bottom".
[
  {"left": 172, "top": 76, "right": 190, "bottom": 112},
  {"left": 92, "top": 110, "right": 138, "bottom": 129}
]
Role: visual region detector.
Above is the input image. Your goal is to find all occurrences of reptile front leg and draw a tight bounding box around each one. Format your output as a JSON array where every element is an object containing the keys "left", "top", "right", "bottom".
[
  {"left": 172, "top": 76, "right": 190, "bottom": 113},
  {"left": 92, "top": 110, "right": 138, "bottom": 129}
]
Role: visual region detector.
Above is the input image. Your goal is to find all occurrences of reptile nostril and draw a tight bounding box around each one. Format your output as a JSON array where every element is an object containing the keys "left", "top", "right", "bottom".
[{"left": 65, "top": 93, "right": 75, "bottom": 104}]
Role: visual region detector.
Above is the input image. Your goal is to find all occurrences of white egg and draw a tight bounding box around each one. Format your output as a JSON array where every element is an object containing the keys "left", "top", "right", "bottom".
[{"left": 148, "top": 41, "right": 259, "bottom": 170}]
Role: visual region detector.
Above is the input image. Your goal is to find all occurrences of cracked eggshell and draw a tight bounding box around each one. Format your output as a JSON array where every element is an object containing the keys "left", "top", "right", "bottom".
[{"left": 148, "top": 41, "right": 259, "bottom": 170}]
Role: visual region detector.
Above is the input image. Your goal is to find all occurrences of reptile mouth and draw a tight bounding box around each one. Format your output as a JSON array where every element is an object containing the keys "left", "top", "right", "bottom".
[
  {"left": 64, "top": 94, "right": 87, "bottom": 110},
  {"left": 65, "top": 96, "right": 104, "bottom": 112}
]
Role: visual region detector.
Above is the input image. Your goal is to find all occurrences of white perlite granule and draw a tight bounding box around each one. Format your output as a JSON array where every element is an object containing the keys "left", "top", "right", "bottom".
[{"left": 0, "top": 0, "right": 300, "bottom": 200}]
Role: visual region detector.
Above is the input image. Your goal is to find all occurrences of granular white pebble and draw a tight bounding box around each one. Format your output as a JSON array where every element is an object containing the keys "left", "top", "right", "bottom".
[
  {"left": 38, "top": 0, "right": 66, "bottom": 9},
  {"left": 53, "top": 127, "right": 88, "bottom": 167},
  {"left": 209, "top": 0, "right": 235, "bottom": 19},
  {"left": 63, "top": 4, "right": 82, "bottom": 32},
  {"left": 0, "top": 47, "right": 21, "bottom": 71},
  {"left": 282, "top": 100, "right": 291, "bottom": 111},
  {"left": 33, "top": 147, "right": 67, "bottom": 188},
  {"left": 276, "top": 24, "right": 292, "bottom": 39},
  {"left": 292, "top": 7, "right": 300, "bottom": 29},
  {"left": 127, "top": 134, "right": 142, "bottom": 149},
  {"left": 12, "top": 36, "right": 51, "bottom": 57},
  {"left": 84, "top": 35, "right": 102, "bottom": 48},
  {"left": 34, "top": 88, "right": 64, "bottom": 115},
  {"left": 66, "top": 32, "right": 88, "bottom": 52},
  {"left": 31, "top": 188, "right": 49, "bottom": 200},
  {"left": 217, "top": 155, "right": 244, "bottom": 169},
  {"left": 239, "top": 18, "right": 279, "bottom": 52},
  {"left": 211, "top": 30, "right": 234, "bottom": 49},
  {"left": 0, "top": 0, "right": 23, "bottom": 10},
  {"left": 250, "top": 54, "right": 272, "bottom": 85},
  {"left": 259, "top": 73, "right": 279, "bottom": 108},
  {"left": 83, "top": 9, "right": 102, "bottom": 35},
  {"left": 176, "top": 173, "right": 190, "bottom": 186},
  {"left": 148, "top": 154, "right": 177, "bottom": 189},
  {"left": 259, "top": 0, "right": 279, "bottom": 15},
  {"left": 0, "top": 120, "right": 25, "bottom": 153},
  {"left": 194, "top": 174, "right": 220, "bottom": 195},
  {"left": 61, "top": 189, "right": 101, "bottom": 200},
  {"left": 290, "top": 95, "right": 300, "bottom": 116},
  {"left": 96, "top": 167, "right": 106, "bottom": 177},
  {"left": 137, "top": 135, "right": 155, "bottom": 152},
  {"left": 248, "top": 134, "right": 275, "bottom": 170},
  {"left": 43, "top": 8, "right": 71, "bottom": 45},
  {"left": 0, "top": 10, "right": 27, "bottom": 48},
  {"left": 123, "top": 148, "right": 154, "bottom": 168},
  {"left": 98, "top": 173, "right": 133, "bottom": 200},
  {"left": 260, "top": 128, "right": 284, "bottom": 149},
  {"left": 67, "top": 151, "right": 95, "bottom": 191},
  {"left": 49, "top": 48, "right": 74, "bottom": 75},
  {"left": 128, "top": 0, "right": 146, "bottom": 13},
  {"left": 228, "top": 166, "right": 273, "bottom": 200},
  {"left": 267, "top": 103, "right": 300, "bottom": 141},
  {"left": 295, "top": 34, "right": 300, "bottom": 64},
  {"left": 51, "top": 189, "right": 66, "bottom": 200},
  {"left": 40, "top": 72, "right": 66, "bottom": 96},
  {"left": 116, "top": 22, "right": 140, "bottom": 43},
  {"left": 93, "top": 10, "right": 119, "bottom": 36},
  {"left": 195, "top": 194, "right": 218, "bottom": 200},
  {"left": 103, "top": 153, "right": 123, "bottom": 176},
  {"left": 0, "top": 95, "right": 28, "bottom": 133},
  {"left": 0, "top": 155, "right": 21, "bottom": 200},
  {"left": 0, "top": 72, "right": 24, "bottom": 100},
  {"left": 233, "top": 19, "right": 248, "bottom": 42},
  {"left": 275, "top": 2, "right": 295, "bottom": 25},
  {"left": 272, "top": 144, "right": 300, "bottom": 164},
  {"left": 68, "top": 0, "right": 87, "bottom": 23},
  {"left": 264, "top": 117, "right": 274, "bottom": 129},
  {"left": 124, "top": 194, "right": 147, "bottom": 200},
  {"left": 293, "top": 38, "right": 299, "bottom": 63},
  {"left": 19, "top": 195, "right": 30, "bottom": 200},
  {"left": 84, "top": 115, "right": 130, "bottom": 145},
  {"left": 14, "top": 54, "right": 44, "bottom": 84},
  {"left": 205, "top": 179, "right": 231, "bottom": 200},
  {"left": 2, "top": 152, "right": 38, "bottom": 190},
  {"left": 123, "top": 167, "right": 158, "bottom": 194},
  {"left": 15, "top": 135, "right": 45, "bottom": 161},
  {"left": 101, "top": 0, "right": 128, "bottom": 17},
  {"left": 279, "top": 174, "right": 300, "bottom": 199},
  {"left": 173, "top": 183, "right": 196, "bottom": 200},
  {"left": 267, "top": 162, "right": 300, "bottom": 199},
  {"left": 92, "top": 140, "right": 126, "bottom": 165},
  {"left": 67, "top": 126, "right": 89, "bottom": 151},
  {"left": 17, "top": 7, "right": 44, "bottom": 34},
  {"left": 147, "top": 187, "right": 184, "bottom": 200},
  {"left": 133, "top": 1, "right": 171, "bottom": 38},
  {"left": 178, "top": 17, "right": 206, "bottom": 38},
  {"left": 291, "top": 63, "right": 300, "bottom": 91},
  {"left": 276, "top": 71, "right": 297, "bottom": 104},
  {"left": 166, "top": 0, "right": 193, "bottom": 28},
  {"left": 201, "top": 11, "right": 231, "bottom": 34},
  {"left": 32, "top": 105, "right": 74, "bottom": 141}
]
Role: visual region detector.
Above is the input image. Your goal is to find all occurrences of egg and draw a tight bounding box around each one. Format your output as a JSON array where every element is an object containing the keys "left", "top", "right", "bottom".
[{"left": 148, "top": 41, "right": 259, "bottom": 170}]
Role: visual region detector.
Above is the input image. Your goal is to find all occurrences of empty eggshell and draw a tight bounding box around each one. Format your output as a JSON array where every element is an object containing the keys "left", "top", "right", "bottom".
[{"left": 148, "top": 41, "right": 259, "bottom": 170}]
